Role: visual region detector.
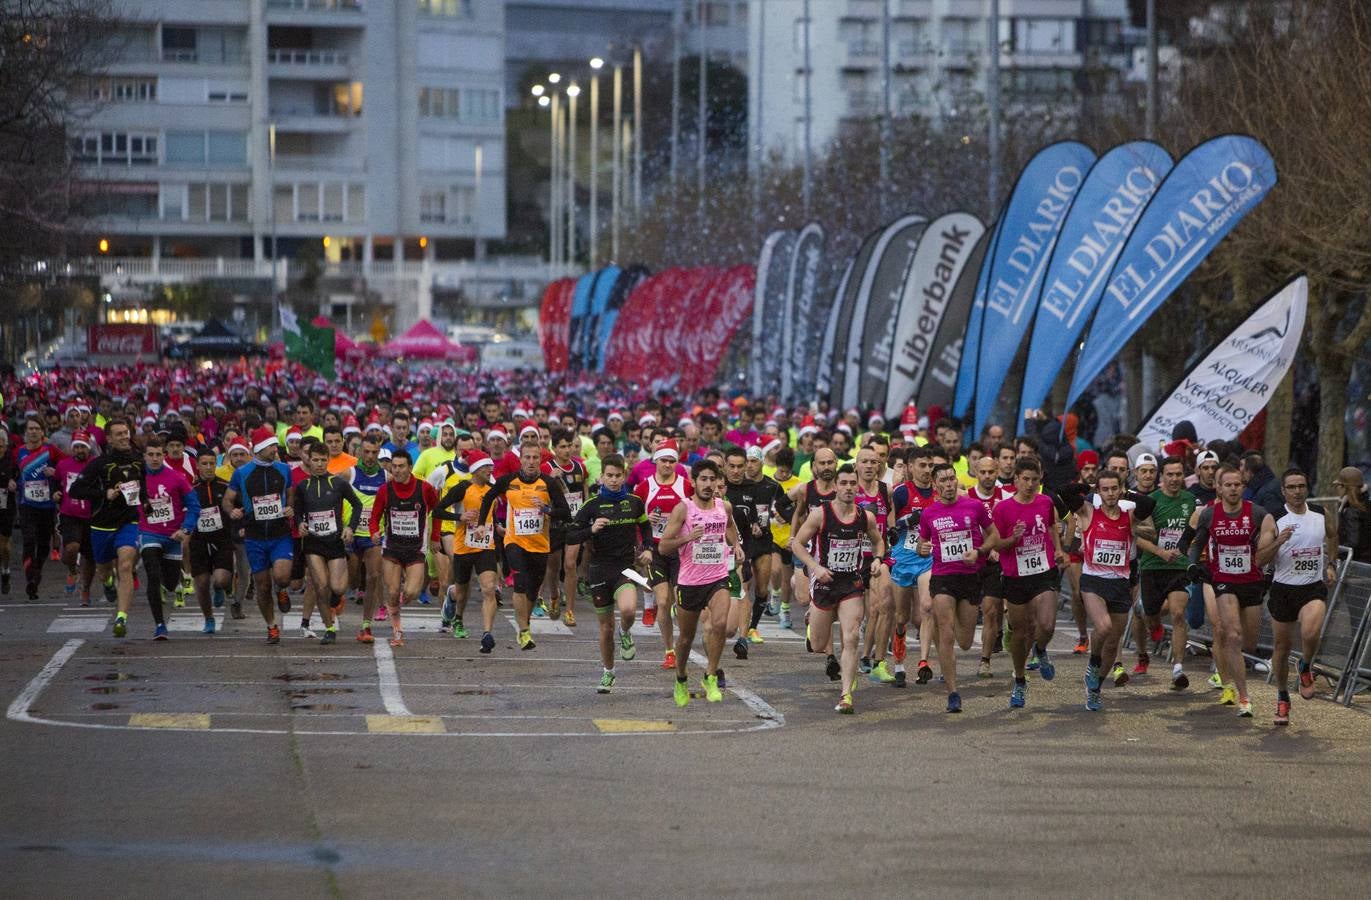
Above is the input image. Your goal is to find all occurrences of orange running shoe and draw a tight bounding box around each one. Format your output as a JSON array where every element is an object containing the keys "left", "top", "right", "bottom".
[
  {"left": 892, "top": 626, "right": 907, "bottom": 664},
  {"left": 356, "top": 627, "right": 374, "bottom": 644},
  {"left": 1073, "top": 638, "right": 1089, "bottom": 655},
  {"left": 643, "top": 606, "right": 657, "bottom": 627},
  {"left": 661, "top": 648, "right": 677, "bottom": 669}
]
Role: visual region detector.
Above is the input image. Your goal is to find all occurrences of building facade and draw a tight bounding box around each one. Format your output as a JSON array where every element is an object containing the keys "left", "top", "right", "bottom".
[
  {"left": 76, "top": 0, "right": 518, "bottom": 326},
  {"left": 748, "top": 0, "right": 1134, "bottom": 165}
]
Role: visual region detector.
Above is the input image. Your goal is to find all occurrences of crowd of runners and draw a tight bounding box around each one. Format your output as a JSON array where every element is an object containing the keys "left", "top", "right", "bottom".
[{"left": 2, "top": 360, "right": 1369, "bottom": 727}]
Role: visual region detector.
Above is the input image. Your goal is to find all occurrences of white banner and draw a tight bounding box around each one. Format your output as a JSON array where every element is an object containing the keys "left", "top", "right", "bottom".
[{"left": 1137, "top": 275, "right": 1307, "bottom": 447}]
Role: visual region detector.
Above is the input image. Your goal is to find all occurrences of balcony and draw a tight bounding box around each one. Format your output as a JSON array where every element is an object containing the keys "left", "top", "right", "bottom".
[
  {"left": 898, "top": 39, "right": 935, "bottom": 65},
  {"left": 845, "top": 40, "right": 880, "bottom": 68},
  {"left": 271, "top": 153, "right": 365, "bottom": 173},
  {"left": 266, "top": 0, "right": 365, "bottom": 27},
  {"left": 267, "top": 48, "right": 351, "bottom": 79}
]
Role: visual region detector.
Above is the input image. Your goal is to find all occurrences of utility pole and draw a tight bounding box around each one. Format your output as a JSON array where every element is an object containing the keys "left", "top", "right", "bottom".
[
  {"left": 612, "top": 65, "right": 621, "bottom": 261},
  {"left": 1145, "top": 0, "right": 1158, "bottom": 140},
  {"left": 633, "top": 46, "right": 642, "bottom": 220},
  {"left": 802, "top": 0, "right": 812, "bottom": 219},
  {"left": 697, "top": 0, "right": 707, "bottom": 226},
  {"left": 751, "top": 0, "right": 764, "bottom": 229},
  {"left": 879, "top": 0, "right": 891, "bottom": 218},
  {"left": 670, "top": 2, "right": 682, "bottom": 190},
  {"left": 987, "top": 0, "right": 1001, "bottom": 214}
]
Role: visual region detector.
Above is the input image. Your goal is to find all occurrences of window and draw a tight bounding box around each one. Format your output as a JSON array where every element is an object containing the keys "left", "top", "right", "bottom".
[
  {"left": 71, "top": 131, "right": 159, "bottom": 165},
  {"left": 161, "top": 27, "right": 197, "bottom": 62},
  {"left": 182, "top": 183, "right": 247, "bottom": 222},
  {"left": 322, "top": 183, "right": 344, "bottom": 222},
  {"left": 419, "top": 0, "right": 473, "bottom": 16},
  {"left": 419, "top": 86, "right": 460, "bottom": 119},
  {"left": 346, "top": 184, "right": 365, "bottom": 221},
  {"left": 463, "top": 88, "right": 499, "bottom": 123},
  {"left": 1001, "top": 68, "right": 1077, "bottom": 96},
  {"left": 165, "top": 130, "right": 206, "bottom": 165},
  {"left": 90, "top": 78, "right": 157, "bottom": 102},
  {"left": 1002, "top": 18, "right": 1076, "bottom": 55},
  {"left": 206, "top": 131, "right": 246, "bottom": 165},
  {"left": 298, "top": 183, "right": 320, "bottom": 221},
  {"left": 942, "top": 18, "right": 981, "bottom": 56},
  {"left": 420, "top": 190, "right": 446, "bottom": 223},
  {"left": 1082, "top": 19, "right": 1122, "bottom": 50}
]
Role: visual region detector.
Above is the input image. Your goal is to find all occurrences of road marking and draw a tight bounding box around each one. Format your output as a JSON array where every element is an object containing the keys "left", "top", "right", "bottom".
[
  {"left": 365, "top": 715, "right": 445, "bottom": 734},
  {"left": 128, "top": 713, "right": 210, "bottom": 729},
  {"left": 593, "top": 718, "right": 677, "bottom": 733},
  {"left": 689, "top": 651, "right": 785, "bottom": 730},
  {"left": 372, "top": 639, "right": 411, "bottom": 716},
  {"left": 6, "top": 638, "right": 83, "bottom": 724},
  {"left": 48, "top": 617, "right": 107, "bottom": 633}
]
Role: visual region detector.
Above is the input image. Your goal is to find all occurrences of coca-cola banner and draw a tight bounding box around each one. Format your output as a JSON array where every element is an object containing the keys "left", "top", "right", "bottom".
[
  {"left": 88, "top": 324, "right": 159, "bottom": 362},
  {"left": 538, "top": 278, "right": 576, "bottom": 373}
]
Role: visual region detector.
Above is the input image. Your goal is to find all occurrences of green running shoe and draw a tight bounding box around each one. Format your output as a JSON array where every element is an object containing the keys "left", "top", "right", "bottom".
[
  {"left": 619, "top": 631, "right": 636, "bottom": 661},
  {"left": 869, "top": 660, "right": 896, "bottom": 684},
  {"left": 674, "top": 678, "right": 689, "bottom": 708},
  {"left": 702, "top": 674, "right": 723, "bottom": 702},
  {"left": 451, "top": 617, "right": 469, "bottom": 639},
  {"left": 597, "top": 670, "right": 615, "bottom": 694},
  {"left": 112, "top": 615, "right": 127, "bottom": 638}
]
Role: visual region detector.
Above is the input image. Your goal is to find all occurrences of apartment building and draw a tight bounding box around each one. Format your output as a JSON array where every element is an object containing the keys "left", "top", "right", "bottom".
[
  {"left": 748, "top": 0, "right": 1133, "bottom": 163},
  {"left": 76, "top": 0, "right": 519, "bottom": 325}
]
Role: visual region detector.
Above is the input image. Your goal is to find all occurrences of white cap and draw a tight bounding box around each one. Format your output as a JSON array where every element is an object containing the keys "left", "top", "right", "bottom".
[
  {"left": 1135, "top": 453, "right": 1158, "bottom": 468},
  {"left": 1196, "top": 450, "right": 1219, "bottom": 465}
]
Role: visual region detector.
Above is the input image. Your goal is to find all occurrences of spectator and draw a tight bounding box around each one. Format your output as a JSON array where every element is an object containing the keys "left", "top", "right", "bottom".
[
  {"left": 1336, "top": 467, "right": 1371, "bottom": 562},
  {"left": 1241, "top": 451, "right": 1283, "bottom": 512}
]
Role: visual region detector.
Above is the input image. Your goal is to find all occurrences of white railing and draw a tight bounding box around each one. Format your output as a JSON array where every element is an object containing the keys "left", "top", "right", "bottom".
[
  {"left": 79, "top": 256, "right": 571, "bottom": 284},
  {"left": 267, "top": 0, "right": 363, "bottom": 12},
  {"left": 272, "top": 154, "right": 364, "bottom": 172},
  {"left": 267, "top": 48, "right": 350, "bottom": 66}
]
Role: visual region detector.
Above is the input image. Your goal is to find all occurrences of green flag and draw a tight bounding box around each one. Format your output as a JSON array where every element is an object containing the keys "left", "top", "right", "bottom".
[{"left": 280, "top": 307, "right": 336, "bottom": 378}]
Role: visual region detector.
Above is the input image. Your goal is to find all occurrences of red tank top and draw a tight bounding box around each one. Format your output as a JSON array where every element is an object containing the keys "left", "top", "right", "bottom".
[
  {"left": 1081, "top": 506, "right": 1132, "bottom": 579},
  {"left": 1207, "top": 500, "right": 1260, "bottom": 583}
]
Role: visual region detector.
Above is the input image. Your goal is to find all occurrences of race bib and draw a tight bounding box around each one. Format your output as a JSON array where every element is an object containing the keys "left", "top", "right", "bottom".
[
  {"left": 198, "top": 507, "right": 223, "bottom": 532},
  {"left": 903, "top": 530, "right": 918, "bottom": 551},
  {"left": 306, "top": 509, "right": 338, "bottom": 536},
  {"left": 1290, "top": 546, "right": 1322, "bottom": 575},
  {"left": 146, "top": 496, "right": 174, "bottom": 525},
  {"left": 464, "top": 524, "right": 493, "bottom": 549},
  {"left": 118, "top": 480, "right": 140, "bottom": 505},
  {"left": 757, "top": 508, "right": 770, "bottom": 528},
  {"left": 693, "top": 538, "right": 726, "bottom": 567},
  {"left": 567, "top": 495, "right": 584, "bottom": 517},
  {"left": 1217, "top": 545, "right": 1251, "bottom": 575},
  {"left": 23, "top": 480, "right": 50, "bottom": 503},
  {"left": 66, "top": 472, "right": 80, "bottom": 492},
  {"left": 829, "top": 538, "right": 860, "bottom": 573},
  {"left": 513, "top": 509, "right": 544, "bottom": 536},
  {"left": 1091, "top": 539, "right": 1127, "bottom": 568},
  {"left": 1016, "top": 545, "right": 1049, "bottom": 575},
  {"left": 390, "top": 509, "right": 421, "bottom": 537},
  {"left": 250, "top": 494, "right": 283, "bottom": 520},
  {"left": 651, "top": 512, "right": 668, "bottom": 539},
  {"left": 939, "top": 530, "right": 972, "bottom": 563},
  {"left": 1158, "top": 527, "right": 1182, "bottom": 552}
]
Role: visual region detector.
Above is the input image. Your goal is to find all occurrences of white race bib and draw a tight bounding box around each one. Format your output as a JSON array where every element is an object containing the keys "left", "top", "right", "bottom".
[
  {"left": 757, "top": 508, "right": 770, "bottom": 528},
  {"left": 693, "top": 538, "right": 725, "bottom": 567},
  {"left": 513, "top": 509, "right": 544, "bottom": 536},
  {"left": 390, "top": 509, "right": 421, "bottom": 537},
  {"left": 939, "top": 530, "right": 972, "bottom": 563},
  {"left": 146, "top": 496, "right": 174, "bottom": 525},
  {"left": 652, "top": 515, "right": 668, "bottom": 539},
  {"left": 903, "top": 530, "right": 918, "bottom": 551},
  {"left": 306, "top": 509, "right": 338, "bottom": 536},
  {"left": 567, "top": 495, "right": 584, "bottom": 517},
  {"left": 198, "top": 507, "right": 223, "bottom": 532},
  {"left": 1016, "top": 545, "right": 1049, "bottom": 575},
  {"left": 1217, "top": 545, "right": 1251, "bottom": 575},
  {"left": 250, "top": 494, "right": 283, "bottom": 520},
  {"left": 1091, "top": 539, "right": 1127, "bottom": 568},
  {"left": 829, "top": 538, "right": 860, "bottom": 573},
  {"left": 1158, "top": 527, "right": 1183, "bottom": 552},
  {"left": 23, "top": 480, "right": 50, "bottom": 503},
  {"left": 66, "top": 472, "right": 80, "bottom": 492},
  {"left": 1291, "top": 546, "right": 1322, "bottom": 575},
  {"left": 118, "top": 480, "right": 140, "bottom": 505},
  {"left": 464, "top": 524, "right": 493, "bottom": 550}
]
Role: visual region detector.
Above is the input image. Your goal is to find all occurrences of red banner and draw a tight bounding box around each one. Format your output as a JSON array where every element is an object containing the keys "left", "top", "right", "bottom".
[
  {"left": 88, "top": 324, "right": 159, "bottom": 360},
  {"left": 538, "top": 278, "right": 576, "bottom": 373}
]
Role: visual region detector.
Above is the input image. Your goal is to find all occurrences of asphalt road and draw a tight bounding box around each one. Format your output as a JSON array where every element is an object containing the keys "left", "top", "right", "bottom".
[{"left": 2, "top": 578, "right": 1369, "bottom": 899}]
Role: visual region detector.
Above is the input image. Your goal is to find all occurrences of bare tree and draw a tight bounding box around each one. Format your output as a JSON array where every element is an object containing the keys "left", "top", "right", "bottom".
[{"left": 1167, "top": 0, "right": 1371, "bottom": 488}]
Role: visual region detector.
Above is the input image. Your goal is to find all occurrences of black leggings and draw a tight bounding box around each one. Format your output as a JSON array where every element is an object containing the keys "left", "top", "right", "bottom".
[
  {"left": 141, "top": 546, "right": 183, "bottom": 626},
  {"left": 19, "top": 507, "right": 56, "bottom": 590}
]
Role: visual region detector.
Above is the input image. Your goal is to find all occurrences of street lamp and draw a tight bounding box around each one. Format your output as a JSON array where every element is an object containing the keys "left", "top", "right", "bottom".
[
  {"left": 537, "top": 95, "right": 549, "bottom": 108},
  {"left": 589, "top": 58, "right": 602, "bottom": 265},
  {"left": 566, "top": 83, "right": 580, "bottom": 265},
  {"left": 548, "top": 72, "right": 561, "bottom": 84},
  {"left": 531, "top": 83, "right": 544, "bottom": 97}
]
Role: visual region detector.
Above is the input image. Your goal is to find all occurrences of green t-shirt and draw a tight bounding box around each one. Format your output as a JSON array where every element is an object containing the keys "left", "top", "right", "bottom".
[{"left": 1140, "top": 488, "right": 1198, "bottom": 571}]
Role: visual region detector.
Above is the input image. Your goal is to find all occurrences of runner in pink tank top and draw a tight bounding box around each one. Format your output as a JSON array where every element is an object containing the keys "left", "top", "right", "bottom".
[{"left": 658, "top": 459, "right": 742, "bottom": 708}]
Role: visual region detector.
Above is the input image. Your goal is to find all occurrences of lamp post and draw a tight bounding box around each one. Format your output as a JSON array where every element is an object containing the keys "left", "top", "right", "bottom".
[
  {"left": 589, "top": 57, "right": 603, "bottom": 266},
  {"left": 566, "top": 83, "right": 580, "bottom": 266},
  {"left": 632, "top": 45, "right": 642, "bottom": 220},
  {"left": 612, "top": 63, "right": 622, "bottom": 262}
]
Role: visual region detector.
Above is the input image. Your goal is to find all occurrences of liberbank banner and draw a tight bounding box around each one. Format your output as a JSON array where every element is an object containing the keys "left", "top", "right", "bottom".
[
  {"left": 882, "top": 211, "right": 985, "bottom": 417},
  {"left": 1137, "top": 275, "right": 1307, "bottom": 447},
  {"left": 971, "top": 140, "right": 1096, "bottom": 436},
  {"left": 751, "top": 229, "right": 796, "bottom": 394},
  {"left": 1067, "top": 134, "right": 1277, "bottom": 408},
  {"left": 1017, "top": 141, "right": 1173, "bottom": 423}
]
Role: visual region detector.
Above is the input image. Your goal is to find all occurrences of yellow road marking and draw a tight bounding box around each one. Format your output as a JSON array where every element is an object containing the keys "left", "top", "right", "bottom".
[
  {"left": 128, "top": 713, "right": 211, "bottom": 729},
  {"left": 365, "top": 715, "right": 446, "bottom": 734},
  {"left": 593, "top": 718, "right": 678, "bottom": 734}
]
